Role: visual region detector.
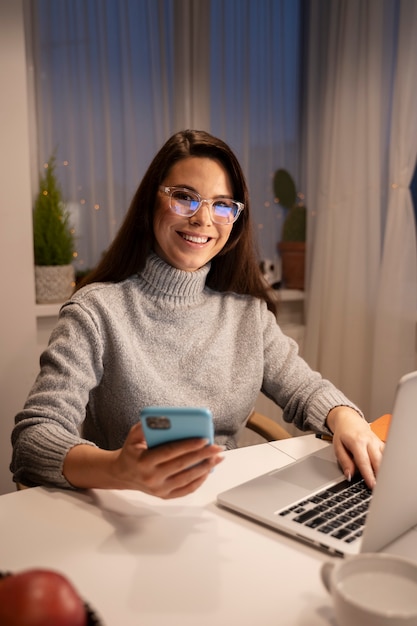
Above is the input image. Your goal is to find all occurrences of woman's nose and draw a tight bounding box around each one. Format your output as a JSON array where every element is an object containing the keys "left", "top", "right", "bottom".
[{"left": 189, "top": 199, "right": 213, "bottom": 225}]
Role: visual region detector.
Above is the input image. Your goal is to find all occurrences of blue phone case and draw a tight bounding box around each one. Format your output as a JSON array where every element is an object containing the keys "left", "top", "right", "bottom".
[{"left": 140, "top": 406, "right": 214, "bottom": 448}]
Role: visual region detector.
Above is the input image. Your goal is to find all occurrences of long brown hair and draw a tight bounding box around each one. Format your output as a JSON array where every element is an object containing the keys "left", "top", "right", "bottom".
[{"left": 76, "top": 129, "right": 278, "bottom": 314}]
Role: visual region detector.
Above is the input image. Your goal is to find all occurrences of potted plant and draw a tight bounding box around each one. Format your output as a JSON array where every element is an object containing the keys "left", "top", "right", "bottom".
[
  {"left": 33, "top": 155, "right": 75, "bottom": 303},
  {"left": 274, "top": 168, "right": 306, "bottom": 290}
]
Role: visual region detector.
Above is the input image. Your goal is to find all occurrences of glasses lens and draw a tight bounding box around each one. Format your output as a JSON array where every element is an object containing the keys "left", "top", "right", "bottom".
[
  {"left": 166, "top": 187, "right": 242, "bottom": 224},
  {"left": 170, "top": 189, "right": 199, "bottom": 215},
  {"left": 212, "top": 200, "right": 239, "bottom": 224}
]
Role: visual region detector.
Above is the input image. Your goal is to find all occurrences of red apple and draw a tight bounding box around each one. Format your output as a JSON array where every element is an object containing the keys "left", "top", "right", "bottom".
[{"left": 0, "top": 568, "right": 87, "bottom": 626}]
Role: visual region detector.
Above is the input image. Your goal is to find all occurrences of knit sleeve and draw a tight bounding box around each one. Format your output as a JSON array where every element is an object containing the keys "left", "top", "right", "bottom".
[
  {"left": 260, "top": 307, "right": 363, "bottom": 433},
  {"left": 10, "top": 302, "right": 103, "bottom": 489}
]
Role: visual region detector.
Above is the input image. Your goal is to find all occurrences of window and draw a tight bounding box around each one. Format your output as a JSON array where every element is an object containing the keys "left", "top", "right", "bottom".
[{"left": 27, "top": 0, "right": 303, "bottom": 271}]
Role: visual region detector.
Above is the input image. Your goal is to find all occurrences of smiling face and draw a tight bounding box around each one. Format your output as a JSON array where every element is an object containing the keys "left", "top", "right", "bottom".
[{"left": 153, "top": 157, "right": 235, "bottom": 271}]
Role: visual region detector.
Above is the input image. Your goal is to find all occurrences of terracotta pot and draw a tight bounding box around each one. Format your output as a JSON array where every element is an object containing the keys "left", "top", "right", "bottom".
[{"left": 277, "top": 241, "right": 305, "bottom": 290}]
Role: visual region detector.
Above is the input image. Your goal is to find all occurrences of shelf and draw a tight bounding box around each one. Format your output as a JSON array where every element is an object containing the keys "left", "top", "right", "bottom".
[
  {"left": 278, "top": 289, "right": 305, "bottom": 302},
  {"left": 35, "top": 303, "right": 63, "bottom": 318},
  {"left": 35, "top": 291, "right": 304, "bottom": 318}
]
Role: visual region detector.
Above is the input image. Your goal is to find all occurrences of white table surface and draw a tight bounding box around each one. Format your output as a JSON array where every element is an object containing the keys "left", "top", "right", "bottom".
[{"left": 0, "top": 435, "right": 340, "bottom": 625}]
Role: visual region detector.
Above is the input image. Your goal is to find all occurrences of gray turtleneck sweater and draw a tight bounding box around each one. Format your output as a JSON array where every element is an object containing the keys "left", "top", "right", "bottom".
[{"left": 11, "top": 253, "right": 360, "bottom": 488}]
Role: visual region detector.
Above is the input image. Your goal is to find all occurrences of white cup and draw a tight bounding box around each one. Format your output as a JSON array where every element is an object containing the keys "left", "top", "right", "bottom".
[{"left": 321, "top": 553, "right": 417, "bottom": 626}]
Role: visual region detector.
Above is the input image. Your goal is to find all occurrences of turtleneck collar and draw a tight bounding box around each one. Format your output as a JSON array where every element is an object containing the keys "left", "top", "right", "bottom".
[{"left": 138, "top": 252, "right": 211, "bottom": 301}]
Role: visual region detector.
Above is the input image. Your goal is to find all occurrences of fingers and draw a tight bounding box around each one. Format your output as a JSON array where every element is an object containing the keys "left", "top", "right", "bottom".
[
  {"left": 155, "top": 454, "right": 225, "bottom": 499},
  {"left": 333, "top": 443, "right": 356, "bottom": 483},
  {"left": 119, "top": 432, "right": 224, "bottom": 497},
  {"left": 328, "top": 408, "right": 386, "bottom": 490},
  {"left": 333, "top": 433, "right": 384, "bottom": 489},
  {"left": 126, "top": 421, "right": 147, "bottom": 447},
  {"left": 139, "top": 446, "right": 224, "bottom": 499},
  {"left": 147, "top": 439, "right": 223, "bottom": 468},
  {"left": 358, "top": 439, "right": 384, "bottom": 488}
]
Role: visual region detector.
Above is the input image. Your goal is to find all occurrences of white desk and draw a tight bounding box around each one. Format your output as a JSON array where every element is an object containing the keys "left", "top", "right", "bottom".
[{"left": 0, "top": 436, "right": 340, "bottom": 625}]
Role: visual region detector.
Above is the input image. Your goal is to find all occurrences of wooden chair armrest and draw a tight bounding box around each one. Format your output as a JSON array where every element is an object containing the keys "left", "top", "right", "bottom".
[
  {"left": 16, "top": 482, "right": 30, "bottom": 490},
  {"left": 246, "top": 411, "right": 292, "bottom": 442}
]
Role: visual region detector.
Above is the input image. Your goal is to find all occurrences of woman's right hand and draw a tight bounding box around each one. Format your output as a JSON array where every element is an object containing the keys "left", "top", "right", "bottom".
[{"left": 63, "top": 422, "right": 224, "bottom": 497}]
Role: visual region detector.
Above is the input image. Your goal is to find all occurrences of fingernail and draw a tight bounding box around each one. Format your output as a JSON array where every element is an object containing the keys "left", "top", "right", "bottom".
[{"left": 344, "top": 470, "right": 352, "bottom": 482}]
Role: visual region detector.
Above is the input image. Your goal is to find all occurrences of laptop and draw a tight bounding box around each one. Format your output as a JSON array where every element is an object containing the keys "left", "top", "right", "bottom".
[{"left": 217, "top": 371, "right": 417, "bottom": 557}]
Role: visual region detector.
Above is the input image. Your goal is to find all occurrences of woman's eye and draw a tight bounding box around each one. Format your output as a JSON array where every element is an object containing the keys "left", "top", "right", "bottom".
[{"left": 174, "top": 191, "right": 195, "bottom": 202}]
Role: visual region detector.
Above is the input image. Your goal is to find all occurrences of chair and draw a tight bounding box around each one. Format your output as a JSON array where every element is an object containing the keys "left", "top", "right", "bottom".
[
  {"left": 246, "top": 410, "right": 292, "bottom": 441},
  {"left": 16, "top": 481, "right": 29, "bottom": 490}
]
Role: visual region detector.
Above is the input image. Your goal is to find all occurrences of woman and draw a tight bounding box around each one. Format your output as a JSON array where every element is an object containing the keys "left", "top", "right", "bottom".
[{"left": 11, "top": 130, "right": 383, "bottom": 497}]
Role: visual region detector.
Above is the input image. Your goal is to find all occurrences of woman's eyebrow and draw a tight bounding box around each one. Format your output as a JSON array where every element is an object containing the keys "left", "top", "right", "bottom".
[{"left": 172, "top": 185, "right": 233, "bottom": 199}]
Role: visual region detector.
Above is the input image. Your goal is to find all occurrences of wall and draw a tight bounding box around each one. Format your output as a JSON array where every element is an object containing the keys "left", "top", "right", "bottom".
[{"left": 0, "top": 0, "right": 38, "bottom": 494}]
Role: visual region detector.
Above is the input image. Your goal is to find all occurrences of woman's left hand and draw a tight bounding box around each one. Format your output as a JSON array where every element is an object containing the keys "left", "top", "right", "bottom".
[{"left": 326, "top": 406, "right": 385, "bottom": 489}]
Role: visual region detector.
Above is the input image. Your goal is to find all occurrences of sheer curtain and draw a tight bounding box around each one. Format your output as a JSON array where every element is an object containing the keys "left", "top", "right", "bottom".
[
  {"left": 209, "top": 0, "right": 303, "bottom": 265},
  {"left": 27, "top": 0, "right": 176, "bottom": 272},
  {"left": 26, "top": 0, "right": 303, "bottom": 273},
  {"left": 370, "top": 0, "right": 417, "bottom": 417},
  {"left": 303, "top": 0, "right": 417, "bottom": 417}
]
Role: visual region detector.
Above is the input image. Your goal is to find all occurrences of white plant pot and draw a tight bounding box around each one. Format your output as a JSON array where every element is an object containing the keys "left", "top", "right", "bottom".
[{"left": 35, "top": 264, "right": 75, "bottom": 304}]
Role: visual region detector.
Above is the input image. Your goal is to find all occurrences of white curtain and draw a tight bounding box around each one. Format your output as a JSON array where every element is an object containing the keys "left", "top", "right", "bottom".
[
  {"left": 370, "top": 0, "right": 417, "bottom": 417},
  {"left": 27, "top": 0, "right": 177, "bottom": 272},
  {"left": 208, "top": 0, "right": 303, "bottom": 271},
  {"left": 26, "top": 0, "right": 302, "bottom": 273},
  {"left": 304, "top": 0, "right": 417, "bottom": 418}
]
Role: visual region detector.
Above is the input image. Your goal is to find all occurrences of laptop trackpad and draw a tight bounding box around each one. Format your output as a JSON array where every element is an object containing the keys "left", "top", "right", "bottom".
[{"left": 270, "top": 455, "right": 343, "bottom": 490}]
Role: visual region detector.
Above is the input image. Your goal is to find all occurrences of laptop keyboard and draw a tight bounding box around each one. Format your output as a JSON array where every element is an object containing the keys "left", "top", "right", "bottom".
[{"left": 277, "top": 475, "right": 373, "bottom": 544}]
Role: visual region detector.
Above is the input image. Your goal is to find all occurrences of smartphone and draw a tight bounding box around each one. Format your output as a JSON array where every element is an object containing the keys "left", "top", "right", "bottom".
[{"left": 140, "top": 406, "right": 214, "bottom": 448}]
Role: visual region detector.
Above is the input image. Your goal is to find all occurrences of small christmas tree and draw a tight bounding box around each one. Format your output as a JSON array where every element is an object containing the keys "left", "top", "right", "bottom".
[{"left": 33, "top": 155, "right": 75, "bottom": 266}]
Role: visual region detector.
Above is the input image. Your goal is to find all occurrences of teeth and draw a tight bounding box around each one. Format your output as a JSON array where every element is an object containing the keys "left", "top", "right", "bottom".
[{"left": 181, "top": 234, "right": 209, "bottom": 244}]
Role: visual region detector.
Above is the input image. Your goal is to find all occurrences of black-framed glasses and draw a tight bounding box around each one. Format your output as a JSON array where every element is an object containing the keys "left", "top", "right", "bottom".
[{"left": 159, "top": 186, "right": 244, "bottom": 225}]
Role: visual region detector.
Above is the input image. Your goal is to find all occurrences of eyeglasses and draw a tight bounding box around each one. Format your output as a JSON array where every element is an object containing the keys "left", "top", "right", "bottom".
[{"left": 159, "top": 186, "right": 244, "bottom": 225}]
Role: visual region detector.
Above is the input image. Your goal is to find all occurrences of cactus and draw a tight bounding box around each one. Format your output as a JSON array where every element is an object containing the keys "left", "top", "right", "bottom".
[{"left": 273, "top": 168, "right": 306, "bottom": 242}]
